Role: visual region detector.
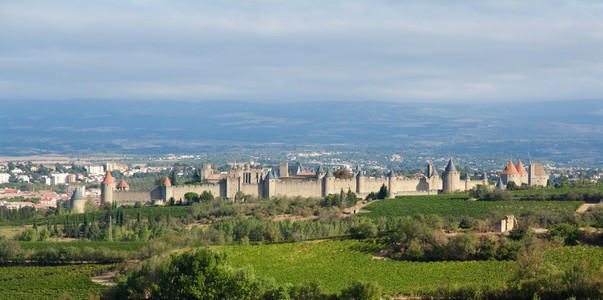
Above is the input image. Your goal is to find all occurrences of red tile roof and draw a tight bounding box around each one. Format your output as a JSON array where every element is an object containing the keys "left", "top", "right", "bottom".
[
  {"left": 163, "top": 177, "right": 171, "bottom": 186},
  {"left": 101, "top": 171, "right": 115, "bottom": 184},
  {"left": 501, "top": 160, "right": 519, "bottom": 175},
  {"left": 515, "top": 161, "right": 528, "bottom": 175},
  {"left": 117, "top": 179, "right": 129, "bottom": 188},
  {"left": 532, "top": 163, "right": 547, "bottom": 176}
]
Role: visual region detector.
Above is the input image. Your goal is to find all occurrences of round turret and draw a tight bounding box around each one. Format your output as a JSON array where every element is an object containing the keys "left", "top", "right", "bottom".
[
  {"left": 442, "top": 158, "right": 460, "bottom": 194},
  {"left": 71, "top": 186, "right": 86, "bottom": 213},
  {"left": 323, "top": 168, "right": 335, "bottom": 196},
  {"left": 100, "top": 171, "right": 116, "bottom": 205}
]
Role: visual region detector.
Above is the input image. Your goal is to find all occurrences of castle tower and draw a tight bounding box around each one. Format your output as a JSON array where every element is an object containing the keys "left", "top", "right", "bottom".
[
  {"left": 200, "top": 163, "right": 212, "bottom": 180},
  {"left": 528, "top": 162, "right": 548, "bottom": 186},
  {"left": 356, "top": 167, "right": 365, "bottom": 195},
  {"left": 463, "top": 172, "right": 471, "bottom": 191},
  {"left": 162, "top": 177, "right": 173, "bottom": 202},
  {"left": 496, "top": 177, "right": 506, "bottom": 190},
  {"left": 515, "top": 161, "right": 529, "bottom": 185},
  {"left": 279, "top": 162, "right": 289, "bottom": 178},
  {"left": 442, "top": 158, "right": 460, "bottom": 194},
  {"left": 225, "top": 168, "right": 244, "bottom": 199},
  {"left": 100, "top": 171, "right": 116, "bottom": 205},
  {"left": 501, "top": 160, "right": 519, "bottom": 186},
  {"left": 263, "top": 170, "right": 277, "bottom": 198},
  {"left": 315, "top": 165, "right": 325, "bottom": 180},
  {"left": 482, "top": 172, "right": 488, "bottom": 185},
  {"left": 116, "top": 179, "right": 129, "bottom": 191},
  {"left": 323, "top": 168, "right": 335, "bottom": 196},
  {"left": 71, "top": 186, "right": 86, "bottom": 213},
  {"left": 387, "top": 170, "right": 396, "bottom": 197},
  {"left": 426, "top": 163, "right": 438, "bottom": 178}
]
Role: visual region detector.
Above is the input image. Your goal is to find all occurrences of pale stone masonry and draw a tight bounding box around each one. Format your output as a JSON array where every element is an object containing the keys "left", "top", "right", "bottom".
[{"left": 99, "top": 158, "right": 548, "bottom": 206}]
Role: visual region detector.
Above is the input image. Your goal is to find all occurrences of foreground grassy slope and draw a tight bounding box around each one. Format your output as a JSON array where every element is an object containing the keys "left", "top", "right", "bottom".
[
  {"left": 361, "top": 195, "right": 582, "bottom": 219},
  {"left": 0, "top": 264, "right": 115, "bottom": 300},
  {"left": 221, "top": 240, "right": 514, "bottom": 295},
  {"left": 221, "top": 240, "right": 603, "bottom": 296}
]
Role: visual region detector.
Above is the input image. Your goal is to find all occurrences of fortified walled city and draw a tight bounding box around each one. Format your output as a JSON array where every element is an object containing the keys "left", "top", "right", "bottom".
[{"left": 85, "top": 159, "right": 549, "bottom": 213}]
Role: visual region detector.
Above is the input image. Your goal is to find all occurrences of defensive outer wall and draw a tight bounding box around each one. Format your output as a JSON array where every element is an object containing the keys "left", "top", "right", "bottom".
[{"left": 100, "top": 159, "right": 513, "bottom": 206}]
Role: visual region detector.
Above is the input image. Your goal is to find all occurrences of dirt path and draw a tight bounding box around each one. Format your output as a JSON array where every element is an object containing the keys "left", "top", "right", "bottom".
[
  {"left": 91, "top": 269, "right": 120, "bottom": 286},
  {"left": 576, "top": 203, "right": 597, "bottom": 214},
  {"left": 343, "top": 200, "right": 374, "bottom": 215},
  {"left": 271, "top": 214, "right": 318, "bottom": 222}
]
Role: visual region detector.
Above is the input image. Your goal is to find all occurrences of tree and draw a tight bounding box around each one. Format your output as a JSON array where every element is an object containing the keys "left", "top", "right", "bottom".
[
  {"left": 346, "top": 189, "right": 357, "bottom": 207},
  {"left": 548, "top": 223, "right": 578, "bottom": 245},
  {"left": 113, "top": 248, "right": 264, "bottom": 299},
  {"left": 459, "top": 217, "right": 473, "bottom": 229},
  {"left": 377, "top": 184, "right": 389, "bottom": 199},
  {"left": 200, "top": 191, "right": 214, "bottom": 202},
  {"left": 365, "top": 192, "right": 378, "bottom": 201},
  {"left": 506, "top": 181, "right": 517, "bottom": 190},
  {"left": 349, "top": 222, "right": 377, "bottom": 239},
  {"left": 193, "top": 170, "right": 202, "bottom": 183},
  {"left": 184, "top": 192, "right": 200, "bottom": 203},
  {"left": 340, "top": 281, "right": 382, "bottom": 300},
  {"left": 170, "top": 170, "right": 178, "bottom": 186},
  {"left": 445, "top": 233, "right": 479, "bottom": 261},
  {"left": 333, "top": 169, "right": 351, "bottom": 179},
  {"left": 0, "top": 238, "right": 21, "bottom": 261}
]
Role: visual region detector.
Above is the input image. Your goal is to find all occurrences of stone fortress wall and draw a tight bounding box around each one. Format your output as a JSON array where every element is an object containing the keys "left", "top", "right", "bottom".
[{"left": 97, "top": 158, "right": 549, "bottom": 208}]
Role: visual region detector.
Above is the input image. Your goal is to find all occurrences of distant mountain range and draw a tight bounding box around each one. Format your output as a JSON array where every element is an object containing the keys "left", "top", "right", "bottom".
[{"left": 1, "top": 99, "right": 601, "bottom": 165}]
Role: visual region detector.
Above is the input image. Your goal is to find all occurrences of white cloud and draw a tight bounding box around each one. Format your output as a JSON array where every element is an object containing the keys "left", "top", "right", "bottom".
[{"left": 1, "top": 0, "right": 603, "bottom": 102}]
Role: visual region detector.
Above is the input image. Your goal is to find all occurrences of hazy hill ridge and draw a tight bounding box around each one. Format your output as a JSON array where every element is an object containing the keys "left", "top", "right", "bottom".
[{"left": 1, "top": 100, "right": 601, "bottom": 164}]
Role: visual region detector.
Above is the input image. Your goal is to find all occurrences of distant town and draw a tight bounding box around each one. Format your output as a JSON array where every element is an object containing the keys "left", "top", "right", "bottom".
[{"left": 1, "top": 152, "right": 601, "bottom": 212}]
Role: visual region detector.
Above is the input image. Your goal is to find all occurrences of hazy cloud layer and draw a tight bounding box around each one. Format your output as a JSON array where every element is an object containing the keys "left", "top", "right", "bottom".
[{"left": 1, "top": 0, "right": 603, "bottom": 103}]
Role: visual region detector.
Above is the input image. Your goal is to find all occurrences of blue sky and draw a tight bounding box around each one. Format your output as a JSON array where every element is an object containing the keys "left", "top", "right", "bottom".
[{"left": 1, "top": 0, "right": 603, "bottom": 103}]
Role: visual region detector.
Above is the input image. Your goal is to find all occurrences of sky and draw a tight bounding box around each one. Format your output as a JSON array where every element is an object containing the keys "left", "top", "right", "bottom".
[{"left": 1, "top": 0, "right": 603, "bottom": 103}]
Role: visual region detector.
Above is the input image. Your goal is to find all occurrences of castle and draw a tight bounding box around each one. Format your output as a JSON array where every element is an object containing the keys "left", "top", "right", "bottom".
[
  {"left": 90, "top": 158, "right": 548, "bottom": 211},
  {"left": 500, "top": 160, "right": 548, "bottom": 187}
]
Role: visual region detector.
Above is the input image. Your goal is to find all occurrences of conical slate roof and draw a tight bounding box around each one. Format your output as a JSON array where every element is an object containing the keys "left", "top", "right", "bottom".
[
  {"left": 325, "top": 168, "right": 334, "bottom": 178},
  {"left": 387, "top": 170, "right": 396, "bottom": 178},
  {"left": 496, "top": 177, "right": 506, "bottom": 190},
  {"left": 71, "top": 186, "right": 84, "bottom": 201},
  {"left": 273, "top": 170, "right": 279, "bottom": 180},
  {"left": 444, "top": 158, "right": 457, "bottom": 173},
  {"left": 463, "top": 173, "right": 471, "bottom": 180},
  {"left": 101, "top": 171, "right": 115, "bottom": 184},
  {"left": 316, "top": 165, "right": 325, "bottom": 174},
  {"left": 266, "top": 170, "right": 277, "bottom": 180},
  {"left": 431, "top": 167, "right": 438, "bottom": 177}
]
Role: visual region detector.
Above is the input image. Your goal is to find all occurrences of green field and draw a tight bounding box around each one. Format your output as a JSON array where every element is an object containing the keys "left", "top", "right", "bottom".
[
  {"left": 220, "top": 240, "right": 515, "bottom": 295},
  {"left": 220, "top": 240, "right": 603, "bottom": 296},
  {"left": 361, "top": 195, "right": 583, "bottom": 219},
  {"left": 0, "top": 264, "right": 115, "bottom": 300}
]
